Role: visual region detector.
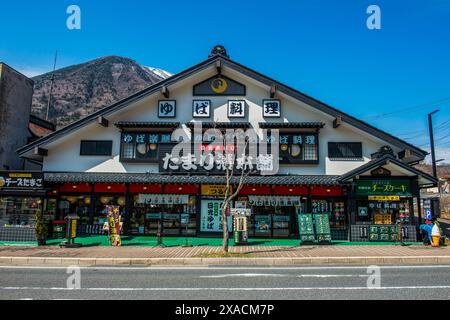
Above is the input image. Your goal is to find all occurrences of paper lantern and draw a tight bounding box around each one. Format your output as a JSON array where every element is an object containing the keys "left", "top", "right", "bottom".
[
  {"left": 136, "top": 143, "right": 149, "bottom": 155},
  {"left": 117, "top": 196, "right": 126, "bottom": 206},
  {"left": 100, "top": 196, "right": 112, "bottom": 205},
  {"left": 291, "top": 145, "right": 301, "bottom": 157}
]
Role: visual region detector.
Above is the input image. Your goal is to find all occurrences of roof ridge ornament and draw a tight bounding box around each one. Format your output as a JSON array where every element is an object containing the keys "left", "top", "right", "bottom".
[{"left": 209, "top": 45, "right": 229, "bottom": 58}]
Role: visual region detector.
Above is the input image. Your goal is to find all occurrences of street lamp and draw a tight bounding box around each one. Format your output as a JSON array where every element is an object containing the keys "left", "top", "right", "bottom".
[{"left": 427, "top": 110, "right": 439, "bottom": 179}]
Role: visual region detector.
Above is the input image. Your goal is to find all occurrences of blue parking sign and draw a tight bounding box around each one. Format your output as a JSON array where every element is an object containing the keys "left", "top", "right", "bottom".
[{"left": 425, "top": 209, "right": 432, "bottom": 220}]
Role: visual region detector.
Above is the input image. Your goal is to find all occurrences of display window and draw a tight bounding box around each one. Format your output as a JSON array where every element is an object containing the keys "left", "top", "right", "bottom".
[
  {"left": 245, "top": 195, "right": 306, "bottom": 238},
  {"left": 130, "top": 195, "right": 196, "bottom": 235},
  {"left": 356, "top": 200, "right": 411, "bottom": 225},
  {"left": 311, "top": 198, "right": 347, "bottom": 229},
  {"left": 94, "top": 195, "right": 126, "bottom": 225},
  {"left": 0, "top": 197, "right": 43, "bottom": 227},
  {"left": 59, "top": 195, "right": 92, "bottom": 224}
]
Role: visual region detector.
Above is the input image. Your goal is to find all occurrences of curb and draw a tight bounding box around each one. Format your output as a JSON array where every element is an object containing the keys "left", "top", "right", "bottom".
[{"left": 1, "top": 256, "right": 450, "bottom": 266}]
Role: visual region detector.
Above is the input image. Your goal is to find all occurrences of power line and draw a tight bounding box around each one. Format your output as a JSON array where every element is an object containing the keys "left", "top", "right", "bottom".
[
  {"left": 362, "top": 97, "right": 450, "bottom": 120},
  {"left": 395, "top": 118, "right": 450, "bottom": 138}
]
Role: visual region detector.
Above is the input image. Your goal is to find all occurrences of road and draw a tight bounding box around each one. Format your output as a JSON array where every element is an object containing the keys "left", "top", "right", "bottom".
[{"left": 0, "top": 265, "right": 449, "bottom": 300}]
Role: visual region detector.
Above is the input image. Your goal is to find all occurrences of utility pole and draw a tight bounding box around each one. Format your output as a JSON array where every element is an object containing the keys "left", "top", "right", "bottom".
[
  {"left": 428, "top": 109, "right": 439, "bottom": 179},
  {"left": 45, "top": 50, "right": 58, "bottom": 121}
]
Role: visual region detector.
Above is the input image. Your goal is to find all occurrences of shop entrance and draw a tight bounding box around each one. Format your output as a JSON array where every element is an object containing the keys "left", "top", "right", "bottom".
[{"left": 245, "top": 195, "right": 306, "bottom": 238}]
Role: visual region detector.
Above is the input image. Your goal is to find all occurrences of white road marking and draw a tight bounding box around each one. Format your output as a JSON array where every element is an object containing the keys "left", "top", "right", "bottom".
[
  {"left": 201, "top": 273, "right": 287, "bottom": 278},
  {"left": 2, "top": 286, "right": 450, "bottom": 291},
  {"left": 200, "top": 273, "right": 367, "bottom": 278},
  {"left": 1, "top": 265, "right": 450, "bottom": 270}
]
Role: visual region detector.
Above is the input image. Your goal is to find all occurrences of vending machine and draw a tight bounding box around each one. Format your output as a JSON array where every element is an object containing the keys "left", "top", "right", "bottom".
[{"left": 231, "top": 208, "right": 252, "bottom": 245}]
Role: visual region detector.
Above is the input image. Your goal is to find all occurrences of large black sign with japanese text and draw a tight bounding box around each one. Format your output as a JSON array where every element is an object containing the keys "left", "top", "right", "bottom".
[{"left": 0, "top": 171, "right": 44, "bottom": 190}]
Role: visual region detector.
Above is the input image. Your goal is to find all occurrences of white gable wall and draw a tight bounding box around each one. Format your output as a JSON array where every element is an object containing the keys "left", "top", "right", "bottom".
[{"left": 42, "top": 66, "right": 403, "bottom": 175}]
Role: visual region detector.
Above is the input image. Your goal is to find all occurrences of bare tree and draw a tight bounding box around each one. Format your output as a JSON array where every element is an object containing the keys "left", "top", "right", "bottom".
[{"left": 220, "top": 130, "right": 252, "bottom": 253}]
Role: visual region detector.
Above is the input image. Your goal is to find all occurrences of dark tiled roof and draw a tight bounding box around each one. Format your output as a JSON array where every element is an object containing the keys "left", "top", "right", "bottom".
[
  {"left": 186, "top": 122, "right": 251, "bottom": 129},
  {"left": 339, "top": 154, "right": 438, "bottom": 185},
  {"left": 115, "top": 122, "right": 180, "bottom": 129},
  {"left": 29, "top": 115, "right": 56, "bottom": 131},
  {"left": 44, "top": 172, "right": 340, "bottom": 186},
  {"left": 259, "top": 122, "right": 325, "bottom": 129}
]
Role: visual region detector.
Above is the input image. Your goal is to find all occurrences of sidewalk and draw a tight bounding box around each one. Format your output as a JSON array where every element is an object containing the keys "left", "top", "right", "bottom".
[{"left": 1, "top": 243, "right": 449, "bottom": 266}]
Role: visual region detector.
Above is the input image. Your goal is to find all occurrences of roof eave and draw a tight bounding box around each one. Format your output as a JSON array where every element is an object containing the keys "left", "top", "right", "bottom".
[{"left": 17, "top": 54, "right": 427, "bottom": 160}]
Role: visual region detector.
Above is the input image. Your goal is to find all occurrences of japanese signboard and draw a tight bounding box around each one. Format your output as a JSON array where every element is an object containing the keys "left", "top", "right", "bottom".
[
  {"left": 160, "top": 152, "right": 275, "bottom": 174},
  {"left": 0, "top": 171, "right": 44, "bottom": 190},
  {"left": 298, "top": 213, "right": 315, "bottom": 243},
  {"left": 138, "top": 194, "right": 189, "bottom": 205},
  {"left": 355, "top": 179, "right": 411, "bottom": 197},
  {"left": 262, "top": 99, "right": 281, "bottom": 118},
  {"left": 248, "top": 196, "right": 301, "bottom": 207},
  {"left": 106, "top": 205, "right": 122, "bottom": 246},
  {"left": 192, "top": 100, "right": 211, "bottom": 118},
  {"left": 230, "top": 208, "right": 252, "bottom": 216},
  {"left": 201, "top": 185, "right": 228, "bottom": 196},
  {"left": 200, "top": 200, "right": 232, "bottom": 232},
  {"left": 368, "top": 195, "right": 400, "bottom": 201},
  {"left": 227, "top": 100, "right": 246, "bottom": 118},
  {"left": 158, "top": 100, "right": 176, "bottom": 118}
]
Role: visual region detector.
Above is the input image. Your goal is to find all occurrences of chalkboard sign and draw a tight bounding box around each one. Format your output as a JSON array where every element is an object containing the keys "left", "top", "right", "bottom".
[
  {"left": 297, "top": 213, "right": 315, "bottom": 243},
  {"left": 314, "top": 213, "right": 331, "bottom": 243}
]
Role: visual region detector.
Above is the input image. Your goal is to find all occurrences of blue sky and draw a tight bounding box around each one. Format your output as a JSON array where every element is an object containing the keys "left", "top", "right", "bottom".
[{"left": 1, "top": 0, "right": 449, "bottom": 161}]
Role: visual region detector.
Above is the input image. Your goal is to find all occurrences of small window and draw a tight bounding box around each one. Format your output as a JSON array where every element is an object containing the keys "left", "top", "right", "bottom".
[
  {"left": 80, "top": 140, "right": 113, "bottom": 156},
  {"left": 276, "top": 133, "right": 319, "bottom": 163},
  {"left": 120, "top": 132, "right": 173, "bottom": 162},
  {"left": 328, "top": 142, "right": 363, "bottom": 160}
]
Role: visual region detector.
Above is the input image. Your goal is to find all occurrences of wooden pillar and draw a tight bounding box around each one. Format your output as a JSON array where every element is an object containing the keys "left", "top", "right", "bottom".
[
  {"left": 123, "top": 183, "right": 132, "bottom": 235},
  {"left": 88, "top": 183, "right": 95, "bottom": 225}
]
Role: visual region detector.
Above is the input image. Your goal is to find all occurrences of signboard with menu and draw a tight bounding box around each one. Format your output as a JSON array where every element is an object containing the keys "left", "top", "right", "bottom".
[
  {"left": 314, "top": 213, "right": 331, "bottom": 243},
  {"left": 298, "top": 213, "right": 315, "bottom": 243}
]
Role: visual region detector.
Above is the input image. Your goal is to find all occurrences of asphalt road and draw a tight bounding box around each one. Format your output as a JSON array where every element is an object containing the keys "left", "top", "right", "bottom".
[{"left": 0, "top": 265, "right": 449, "bottom": 300}]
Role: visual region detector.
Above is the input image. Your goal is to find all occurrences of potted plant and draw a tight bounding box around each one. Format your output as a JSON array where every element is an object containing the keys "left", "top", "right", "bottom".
[{"left": 35, "top": 209, "right": 48, "bottom": 246}]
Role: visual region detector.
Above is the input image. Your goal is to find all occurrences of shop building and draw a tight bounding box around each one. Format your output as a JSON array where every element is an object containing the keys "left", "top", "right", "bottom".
[{"left": 10, "top": 46, "right": 437, "bottom": 242}]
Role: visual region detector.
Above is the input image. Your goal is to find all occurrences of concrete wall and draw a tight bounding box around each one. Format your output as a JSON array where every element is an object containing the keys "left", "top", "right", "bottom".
[
  {"left": 0, "top": 64, "right": 34, "bottom": 170},
  {"left": 42, "top": 66, "right": 403, "bottom": 175}
]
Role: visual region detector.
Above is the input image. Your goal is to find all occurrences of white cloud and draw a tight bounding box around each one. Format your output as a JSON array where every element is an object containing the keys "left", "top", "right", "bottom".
[{"left": 17, "top": 67, "right": 50, "bottom": 78}]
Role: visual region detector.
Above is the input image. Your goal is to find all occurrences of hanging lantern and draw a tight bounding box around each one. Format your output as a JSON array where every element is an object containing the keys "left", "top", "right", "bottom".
[
  {"left": 117, "top": 196, "right": 126, "bottom": 206},
  {"left": 100, "top": 196, "right": 112, "bottom": 205},
  {"left": 188, "top": 196, "right": 196, "bottom": 206},
  {"left": 290, "top": 145, "right": 301, "bottom": 157},
  {"left": 84, "top": 197, "right": 91, "bottom": 205},
  {"left": 136, "top": 143, "right": 149, "bottom": 155}
]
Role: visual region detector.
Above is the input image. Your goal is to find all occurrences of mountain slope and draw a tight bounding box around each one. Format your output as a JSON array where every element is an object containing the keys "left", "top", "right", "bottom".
[{"left": 31, "top": 56, "right": 171, "bottom": 128}]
